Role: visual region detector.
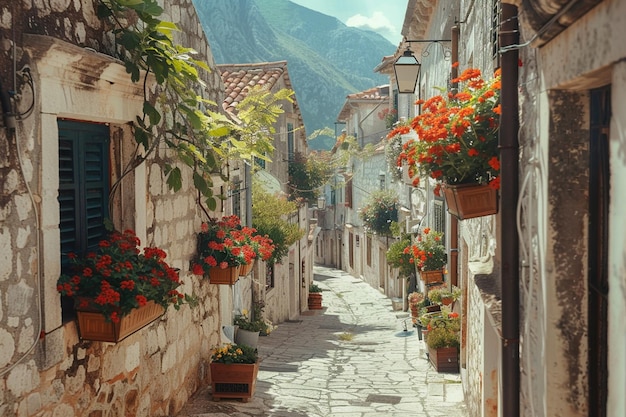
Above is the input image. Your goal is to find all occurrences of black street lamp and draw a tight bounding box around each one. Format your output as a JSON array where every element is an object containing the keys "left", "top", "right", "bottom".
[
  {"left": 393, "top": 47, "right": 421, "bottom": 94},
  {"left": 393, "top": 40, "right": 451, "bottom": 94}
]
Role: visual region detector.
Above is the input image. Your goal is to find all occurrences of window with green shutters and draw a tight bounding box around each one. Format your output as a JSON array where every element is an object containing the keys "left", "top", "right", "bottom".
[{"left": 58, "top": 120, "right": 110, "bottom": 263}]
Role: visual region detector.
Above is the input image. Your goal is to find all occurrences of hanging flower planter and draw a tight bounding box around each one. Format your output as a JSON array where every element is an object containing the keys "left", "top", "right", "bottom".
[
  {"left": 192, "top": 216, "right": 274, "bottom": 283},
  {"left": 75, "top": 299, "right": 164, "bottom": 343},
  {"left": 239, "top": 260, "right": 255, "bottom": 277},
  {"left": 443, "top": 183, "right": 498, "bottom": 220},
  {"left": 208, "top": 266, "right": 240, "bottom": 285},
  {"left": 57, "top": 229, "right": 195, "bottom": 344},
  {"left": 420, "top": 269, "right": 444, "bottom": 285}
]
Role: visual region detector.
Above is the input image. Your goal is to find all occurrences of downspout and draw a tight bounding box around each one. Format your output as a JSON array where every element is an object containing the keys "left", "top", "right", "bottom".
[
  {"left": 499, "top": 3, "right": 520, "bottom": 417},
  {"left": 449, "top": 25, "right": 460, "bottom": 288},
  {"left": 352, "top": 98, "right": 387, "bottom": 147}
]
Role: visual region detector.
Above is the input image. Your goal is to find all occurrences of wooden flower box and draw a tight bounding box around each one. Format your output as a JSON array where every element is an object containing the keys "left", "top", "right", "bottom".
[
  {"left": 239, "top": 260, "right": 255, "bottom": 277},
  {"left": 420, "top": 269, "right": 444, "bottom": 285},
  {"left": 428, "top": 346, "right": 459, "bottom": 373},
  {"left": 210, "top": 361, "right": 259, "bottom": 402},
  {"left": 75, "top": 300, "right": 164, "bottom": 343},
  {"left": 443, "top": 183, "right": 498, "bottom": 220},
  {"left": 209, "top": 266, "right": 240, "bottom": 285}
]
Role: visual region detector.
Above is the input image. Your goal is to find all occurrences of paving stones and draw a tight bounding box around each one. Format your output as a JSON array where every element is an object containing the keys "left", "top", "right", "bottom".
[{"left": 176, "top": 265, "right": 468, "bottom": 417}]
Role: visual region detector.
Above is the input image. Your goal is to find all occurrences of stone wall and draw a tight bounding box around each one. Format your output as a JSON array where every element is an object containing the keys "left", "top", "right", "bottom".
[{"left": 0, "top": 1, "right": 227, "bottom": 415}]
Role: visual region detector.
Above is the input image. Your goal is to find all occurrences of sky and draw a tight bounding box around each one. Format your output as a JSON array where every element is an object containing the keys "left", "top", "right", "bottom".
[{"left": 289, "top": 0, "right": 409, "bottom": 45}]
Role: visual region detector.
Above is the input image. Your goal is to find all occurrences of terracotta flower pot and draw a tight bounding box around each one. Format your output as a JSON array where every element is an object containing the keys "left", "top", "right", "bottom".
[{"left": 308, "top": 292, "right": 323, "bottom": 310}]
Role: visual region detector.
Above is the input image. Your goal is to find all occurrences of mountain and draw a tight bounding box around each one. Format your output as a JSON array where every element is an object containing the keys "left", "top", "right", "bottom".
[{"left": 192, "top": 0, "right": 394, "bottom": 150}]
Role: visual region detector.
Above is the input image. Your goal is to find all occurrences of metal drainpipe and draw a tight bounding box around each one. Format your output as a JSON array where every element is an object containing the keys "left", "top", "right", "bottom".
[
  {"left": 499, "top": 3, "right": 520, "bottom": 417},
  {"left": 450, "top": 26, "right": 460, "bottom": 288}
]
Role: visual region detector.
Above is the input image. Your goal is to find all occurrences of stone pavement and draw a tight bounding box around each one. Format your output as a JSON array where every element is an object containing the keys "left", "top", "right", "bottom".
[{"left": 176, "top": 266, "right": 468, "bottom": 417}]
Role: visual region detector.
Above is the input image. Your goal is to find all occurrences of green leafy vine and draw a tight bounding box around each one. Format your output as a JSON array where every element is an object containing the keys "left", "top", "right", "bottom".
[{"left": 97, "top": 0, "right": 290, "bottom": 213}]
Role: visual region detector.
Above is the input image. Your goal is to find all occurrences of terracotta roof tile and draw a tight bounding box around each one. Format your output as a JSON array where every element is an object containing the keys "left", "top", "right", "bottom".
[
  {"left": 217, "top": 61, "right": 306, "bottom": 137},
  {"left": 337, "top": 85, "right": 390, "bottom": 121},
  {"left": 218, "top": 61, "right": 292, "bottom": 115}
]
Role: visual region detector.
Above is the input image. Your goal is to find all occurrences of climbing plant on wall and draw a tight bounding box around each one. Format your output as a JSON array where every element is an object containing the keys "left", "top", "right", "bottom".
[{"left": 97, "top": 0, "right": 291, "bottom": 212}]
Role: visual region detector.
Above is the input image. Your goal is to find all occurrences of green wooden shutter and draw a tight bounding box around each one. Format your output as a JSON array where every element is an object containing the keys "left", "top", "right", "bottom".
[{"left": 58, "top": 120, "right": 110, "bottom": 260}]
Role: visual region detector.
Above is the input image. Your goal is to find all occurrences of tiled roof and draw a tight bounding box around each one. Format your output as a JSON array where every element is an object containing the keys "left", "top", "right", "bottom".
[
  {"left": 217, "top": 61, "right": 290, "bottom": 115},
  {"left": 346, "top": 85, "right": 390, "bottom": 100},
  {"left": 337, "top": 85, "right": 390, "bottom": 121}
]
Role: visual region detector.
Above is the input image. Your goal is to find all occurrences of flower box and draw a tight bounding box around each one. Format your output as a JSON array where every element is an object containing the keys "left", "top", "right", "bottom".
[
  {"left": 239, "top": 260, "right": 255, "bottom": 277},
  {"left": 428, "top": 346, "right": 460, "bottom": 373},
  {"left": 76, "top": 300, "right": 164, "bottom": 343},
  {"left": 308, "top": 292, "right": 323, "bottom": 310},
  {"left": 210, "top": 361, "right": 259, "bottom": 402},
  {"left": 443, "top": 183, "right": 498, "bottom": 220},
  {"left": 209, "top": 266, "right": 240, "bottom": 285},
  {"left": 420, "top": 269, "right": 444, "bottom": 285}
]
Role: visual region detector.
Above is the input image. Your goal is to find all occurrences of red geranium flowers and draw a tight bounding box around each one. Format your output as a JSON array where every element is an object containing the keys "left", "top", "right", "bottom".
[
  {"left": 192, "top": 215, "right": 274, "bottom": 276},
  {"left": 57, "top": 229, "right": 193, "bottom": 322},
  {"left": 393, "top": 66, "right": 501, "bottom": 190}
]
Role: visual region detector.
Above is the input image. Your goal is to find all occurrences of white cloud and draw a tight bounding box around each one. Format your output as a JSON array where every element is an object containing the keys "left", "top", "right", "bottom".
[{"left": 345, "top": 11, "right": 396, "bottom": 40}]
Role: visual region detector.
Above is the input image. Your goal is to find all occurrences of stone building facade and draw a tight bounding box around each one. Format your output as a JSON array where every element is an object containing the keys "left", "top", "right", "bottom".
[
  {"left": 390, "top": 0, "right": 626, "bottom": 416},
  {"left": 0, "top": 1, "right": 264, "bottom": 416}
]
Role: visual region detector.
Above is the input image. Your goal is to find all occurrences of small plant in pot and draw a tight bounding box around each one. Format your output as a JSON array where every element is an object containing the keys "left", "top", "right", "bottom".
[
  {"left": 425, "top": 312, "right": 461, "bottom": 372},
  {"left": 308, "top": 283, "right": 323, "bottom": 310},
  {"left": 210, "top": 343, "right": 260, "bottom": 401}
]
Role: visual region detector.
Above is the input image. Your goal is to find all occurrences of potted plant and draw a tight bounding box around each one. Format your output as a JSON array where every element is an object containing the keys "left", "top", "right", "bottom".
[
  {"left": 397, "top": 66, "right": 501, "bottom": 219},
  {"left": 234, "top": 226, "right": 275, "bottom": 276},
  {"left": 358, "top": 190, "right": 399, "bottom": 236},
  {"left": 56, "top": 229, "right": 195, "bottom": 342},
  {"left": 192, "top": 215, "right": 263, "bottom": 284},
  {"left": 210, "top": 343, "right": 259, "bottom": 402},
  {"left": 233, "top": 304, "right": 271, "bottom": 348},
  {"left": 425, "top": 312, "right": 460, "bottom": 372},
  {"left": 308, "top": 283, "right": 323, "bottom": 310},
  {"left": 408, "top": 228, "right": 447, "bottom": 284},
  {"left": 378, "top": 107, "right": 398, "bottom": 129},
  {"left": 407, "top": 292, "right": 424, "bottom": 322},
  {"left": 386, "top": 234, "right": 415, "bottom": 279},
  {"left": 427, "top": 285, "right": 454, "bottom": 306}
]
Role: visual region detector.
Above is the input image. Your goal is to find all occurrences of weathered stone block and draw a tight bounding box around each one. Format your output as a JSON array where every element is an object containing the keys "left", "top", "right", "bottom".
[
  {"left": 35, "top": 327, "right": 64, "bottom": 370},
  {"left": 6, "top": 361, "right": 40, "bottom": 397}
]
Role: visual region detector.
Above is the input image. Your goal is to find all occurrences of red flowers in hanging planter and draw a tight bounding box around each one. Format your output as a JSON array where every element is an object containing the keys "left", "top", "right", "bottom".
[
  {"left": 57, "top": 229, "right": 193, "bottom": 322},
  {"left": 192, "top": 215, "right": 275, "bottom": 276},
  {"left": 394, "top": 66, "right": 501, "bottom": 190}
]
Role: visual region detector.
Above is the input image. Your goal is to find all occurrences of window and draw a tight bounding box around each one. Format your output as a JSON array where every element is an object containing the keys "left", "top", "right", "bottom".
[
  {"left": 58, "top": 120, "right": 110, "bottom": 318},
  {"left": 345, "top": 179, "right": 353, "bottom": 208},
  {"left": 58, "top": 120, "right": 110, "bottom": 258},
  {"left": 491, "top": 0, "right": 501, "bottom": 65}
]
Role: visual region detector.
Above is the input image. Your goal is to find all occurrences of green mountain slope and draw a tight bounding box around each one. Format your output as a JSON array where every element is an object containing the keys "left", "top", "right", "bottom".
[{"left": 192, "top": 0, "right": 394, "bottom": 150}]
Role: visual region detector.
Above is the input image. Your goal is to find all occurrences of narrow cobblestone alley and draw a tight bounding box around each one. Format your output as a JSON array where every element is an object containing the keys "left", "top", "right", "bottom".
[{"left": 176, "top": 266, "right": 468, "bottom": 417}]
